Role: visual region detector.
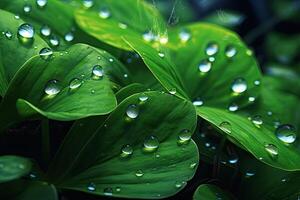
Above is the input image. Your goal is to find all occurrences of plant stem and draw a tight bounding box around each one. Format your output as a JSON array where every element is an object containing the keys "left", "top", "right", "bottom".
[{"left": 41, "top": 119, "right": 50, "bottom": 165}]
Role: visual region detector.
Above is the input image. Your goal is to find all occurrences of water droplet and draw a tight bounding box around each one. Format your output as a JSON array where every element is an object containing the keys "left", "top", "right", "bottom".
[
  {"left": 69, "top": 78, "right": 82, "bottom": 89},
  {"left": 126, "top": 104, "right": 139, "bottom": 119},
  {"left": 103, "top": 187, "right": 113, "bottom": 196},
  {"left": 99, "top": 8, "right": 111, "bottom": 19},
  {"left": 225, "top": 45, "right": 237, "bottom": 58},
  {"left": 179, "top": 29, "right": 191, "bottom": 42},
  {"left": 15, "top": 15, "right": 20, "bottom": 19},
  {"left": 64, "top": 32, "right": 74, "bottom": 42},
  {"left": 4, "top": 31, "right": 12, "bottom": 39},
  {"left": 248, "top": 96, "right": 256, "bottom": 102},
  {"left": 205, "top": 42, "right": 218, "bottom": 56},
  {"left": 208, "top": 57, "right": 215, "bottom": 62},
  {"left": 267, "top": 111, "right": 273, "bottom": 116},
  {"left": 18, "top": 23, "right": 34, "bottom": 39},
  {"left": 219, "top": 121, "right": 231, "bottom": 134},
  {"left": 275, "top": 124, "right": 297, "bottom": 144},
  {"left": 92, "top": 65, "right": 104, "bottom": 79},
  {"left": 198, "top": 60, "right": 212, "bottom": 73},
  {"left": 159, "top": 35, "right": 168, "bottom": 44},
  {"left": 228, "top": 155, "right": 239, "bottom": 164},
  {"left": 23, "top": 4, "right": 32, "bottom": 13},
  {"left": 142, "top": 31, "right": 155, "bottom": 42},
  {"left": 251, "top": 115, "right": 263, "bottom": 127},
  {"left": 109, "top": 58, "right": 114, "bottom": 62},
  {"left": 91, "top": 89, "right": 95, "bottom": 94},
  {"left": 190, "top": 162, "right": 197, "bottom": 169},
  {"left": 158, "top": 52, "right": 165, "bottom": 58},
  {"left": 245, "top": 171, "right": 255, "bottom": 178},
  {"left": 121, "top": 144, "right": 133, "bottom": 157},
  {"left": 135, "top": 169, "right": 144, "bottom": 177},
  {"left": 44, "top": 80, "right": 61, "bottom": 96},
  {"left": 87, "top": 183, "right": 96, "bottom": 191},
  {"left": 178, "top": 129, "right": 192, "bottom": 142},
  {"left": 231, "top": 78, "right": 247, "bottom": 94},
  {"left": 254, "top": 80, "right": 261, "bottom": 86},
  {"left": 118, "top": 22, "right": 128, "bottom": 29},
  {"left": 40, "top": 25, "right": 51, "bottom": 37},
  {"left": 175, "top": 181, "right": 186, "bottom": 188},
  {"left": 205, "top": 142, "right": 211, "bottom": 148},
  {"left": 116, "top": 187, "right": 121, "bottom": 192},
  {"left": 39, "top": 47, "right": 53, "bottom": 60},
  {"left": 228, "top": 103, "right": 239, "bottom": 112},
  {"left": 139, "top": 94, "right": 148, "bottom": 102},
  {"left": 36, "top": 0, "right": 47, "bottom": 8},
  {"left": 143, "top": 135, "right": 159, "bottom": 152},
  {"left": 49, "top": 35, "right": 60, "bottom": 47},
  {"left": 193, "top": 98, "right": 203, "bottom": 106},
  {"left": 169, "top": 88, "right": 176, "bottom": 95},
  {"left": 264, "top": 144, "right": 278, "bottom": 157},
  {"left": 246, "top": 49, "right": 253, "bottom": 56},
  {"left": 82, "top": 0, "right": 94, "bottom": 8}
]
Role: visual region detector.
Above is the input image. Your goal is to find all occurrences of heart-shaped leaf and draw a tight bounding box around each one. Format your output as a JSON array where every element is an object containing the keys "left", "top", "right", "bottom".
[
  {"left": 193, "top": 184, "right": 232, "bottom": 200},
  {"left": 47, "top": 91, "right": 199, "bottom": 199},
  {"left": 0, "top": 9, "right": 49, "bottom": 96},
  {"left": 0, "top": 155, "right": 32, "bottom": 184},
  {"left": 0, "top": 44, "right": 129, "bottom": 131},
  {"left": 75, "top": 0, "right": 166, "bottom": 51}
]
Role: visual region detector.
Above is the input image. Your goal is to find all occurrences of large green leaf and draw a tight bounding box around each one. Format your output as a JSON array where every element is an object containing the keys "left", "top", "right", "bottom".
[
  {"left": 47, "top": 91, "right": 199, "bottom": 199},
  {"left": 0, "top": 44, "right": 126, "bottom": 131},
  {"left": 193, "top": 184, "right": 232, "bottom": 200},
  {"left": 0, "top": 155, "right": 32, "bottom": 184},
  {"left": 0, "top": 9, "right": 49, "bottom": 96},
  {"left": 75, "top": 0, "right": 166, "bottom": 51}
]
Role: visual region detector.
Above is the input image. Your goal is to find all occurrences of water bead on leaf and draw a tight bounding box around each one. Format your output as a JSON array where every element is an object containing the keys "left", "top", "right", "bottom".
[
  {"left": 23, "top": 4, "right": 32, "bottom": 13},
  {"left": 193, "top": 98, "right": 203, "bottom": 107},
  {"left": 40, "top": 25, "right": 51, "bottom": 37},
  {"left": 264, "top": 144, "right": 278, "bottom": 158},
  {"left": 126, "top": 104, "right": 139, "bottom": 119},
  {"left": 198, "top": 60, "right": 212, "bottom": 73},
  {"left": 99, "top": 8, "right": 111, "bottom": 19},
  {"left": 103, "top": 188, "right": 113, "bottom": 196},
  {"left": 69, "top": 78, "right": 82, "bottom": 90},
  {"left": 143, "top": 135, "right": 159, "bottom": 152},
  {"left": 138, "top": 94, "right": 149, "bottom": 102},
  {"left": 18, "top": 23, "right": 34, "bottom": 39},
  {"left": 92, "top": 65, "right": 104, "bottom": 79},
  {"left": 36, "top": 0, "right": 47, "bottom": 8},
  {"left": 158, "top": 52, "right": 165, "bottom": 58},
  {"left": 275, "top": 124, "right": 297, "bottom": 144},
  {"left": 225, "top": 45, "right": 237, "bottom": 58},
  {"left": 39, "top": 47, "right": 53, "bottom": 60},
  {"left": 228, "top": 103, "right": 239, "bottom": 112},
  {"left": 231, "top": 78, "right": 247, "bottom": 94},
  {"left": 121, "top": 144, "right": 133, "bottom": 157},
  {"left": 135, "top": 169, "right": 144, "bottom": 177},
  {"left": 169, "top": 88, "right": 176, "bottom": 95},
  {"left": 87, "top": 183, "right": 96, "bottom": 192},
  {"left": 219, "top": 121, "right": 232, "bottom": 134},
  {"left": 64, "top": 32, "right": 74, "bottom": 42},
  {"left": 178, "top": 129, "right": 192, "bottom": 142},
  {"left": 179, "top": 29, "right": 191, "bottom": 42},
  {"left": 44, "top": 80, "right": 61, "bottom": 96},
  {"left": 142, "top": 31, "right": 155, "bottom": 42},
  {"left": 118, "top": 22, "right": 128, "bottom": 29},
  {"left": 251, "top": 115, "right": 263, "bottom": 127},
  {"left": 205, "top": 42, "right": 218, "bottom": 56},
  {"left": 49, "top": 35, "right": 60, "bottom": 47},
  {"left": 4, "top": 31, "right": 12, "bottom": 39}
]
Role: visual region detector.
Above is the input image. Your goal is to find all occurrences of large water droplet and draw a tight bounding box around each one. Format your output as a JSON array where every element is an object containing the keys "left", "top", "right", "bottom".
[
  {"left": 92, "top": 65, "right": 104, "bottom": 79},
  {"left": 87, "top": 183, "right": 96, "bottom": 191},
  {"left": 135, "top": 169, "right": 144, "bottom": 177},
  {"left": 179, "top": 29, "right": 191, "bottom": 42},
  {"left": 64, "top": 32, "right": 74, "bottom": 42},
  {"left": 82, "top": 0, "right": 94, "bottom": 8},
  {"left": 18, "top": 23, "right": 34, "bottom": 39},
  {"left": 39, "top": 47, "right": 53, "bottom": 60},
  {"left": 40, "top": 25, "right": 51, "bottom": 37},
  {"left": 49, "top": 35, "right": 60, "bottom": 47},
  {"left": 198, "top": 60, "right": 212, "bottom": 73},
  {"left": 219, "top": 121, "right": 232, "bottom": 134},
  {"left": 69, "top": 78, "right": 82, "bottom": 89},
  {"left": 275, "top": 124, "right": 297, "bottom": 144},
  {"left": 143, "top": 136, "right": 159, "bottom": 152},
  {"left": 36, "top": 0, "right": 47, "bottom": 8},
  {"left": 264, "top": 144, "right": 278, "bottom": 157},
  {"left": 231, "top": 78, "right": 247, "bottom": 94},
  {"left": 205, "top": 42, "right": 218, "bottom": 56},
  {"left": 121, "top": 144, "right": 133, "bottom": 157},
  {"left": 225, "top": 45, "right": 237, "bottom": 58},
  {"left": 44, "top": 80, "right": 61, "bottom": 96},
  {"left": 103, "top": 187, "right": 113, "bottom": 196},
  {"left": 99, "top": 8, "right": 111, "bottom": 19},
  {"left": 126, "top": 104, "right": 139, "bottom": 119},
  {"left": 4, "top": 31, "right": 12, "bottom": 39},
  {"left": 178, "top": 129, "right": 192, "bottom": 142}
]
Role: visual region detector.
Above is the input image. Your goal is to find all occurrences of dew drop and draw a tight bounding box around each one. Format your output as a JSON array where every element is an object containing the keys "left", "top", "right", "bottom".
[
  {"left": 245, "top": 171, "right": 255, "bottom": 178},
  {"left": 4, "top": 31, "right": 12, "bottom": 39},
  {"left": 225, "top": 45, "right": 237, "bottom": 58},
  {"left": 231, "top": 78, "right": 247, "bottom": 94},
  {"left": 18, "top": 23, "right": 34, "bottom": 39},
  {"left": 39, "top": 47, "right": 53, "bottom": 60},
  {"left": 198, "top": 60, "right": 212, "bottom": 73},
  {"left": 69, "top": 78, "right": 82, "bottom": 89},
  {"left": 64, "top": 32, "right": 74, "bottom": 42},
  {"left": 40, "top": 25, "right": 51, "bottom": 37},
  {"left": 142, "top": 31, "right": 155, "bottom": 42},
  {"left": 139, "top": 94, "right": 149, "bottom": 102},
  {"left": 219, "top": 121, "right": 232, "bottom": 134},
  {"left": 248, "top": 96, "right": 256, "bottom": 102},
  {"left": 254, "top": 80, "right": 261, "bottom": 86},
  {"left": 193, "top": 98, "right": 203, "bottom": 107},
  {"left": 44, "top": 80, "right": 61, "bottom": 96},
  {"left": 92, "top": 65, "right": 104, "bottom": 79},
  {"left": 179, "top": 29, "right": 191, "bottom": 42},
  {"left": 36, "top": 0, "right": 47, "bottom": 8},
  {"left": 228, "top": 103, "right": 239, "bottom": 112},
  {"left": 175, "top": 181, "right": 186, "bottom": 188},
  {"left": 135, "top": 169, "right": 144, "bottom": 177},
  {"left": 49, "top": 35, "right": 60, "bottom": 47},
  {"left": 99, "top": 8, "right": 111, "bottom": 19},
  {"left": 116, "top": 187, "right": 121, "bottom": 192},
  {"left": 103, "top": 187, "right": 113, "bottom": 196},
  {"left": 190, "top": 162, "right": 197, "bottom": 169},
  {"left": 169, "top": 88, "right": 176, "bottom": 95},
  {"left": 178, "top": 129, "right": 192, "bottom": 142},
  {"left": 121, "top": 144, "right": 133, "bottom": 157},
  {"left": 143, "top": 136, "right": 159, "bottom": 152},
  {"left": 251, "top": 115, "right": 263, "bottom": 126},
  {"left": 264, "top": 144, "right": 278, "bottom": 157},
  {"left": 158, "top": 52, "right": 165, "bottom": 58},
  {"left": 118, "top": 22, "right": 128, "bottom": 29},
  {"left": 23, "top": 4, "right": 32, "bottom": 13},
  {"left": 87, "top": 183, "right": 96, "bottom": 192},
  {"left": 126, "top": 104, "right": 139, "bottom": 119},
  {"left": 205, "top": 42, "right": 218, "bottom": 56},
  {"left": 275, "top": 124, "right": 297, "bottom": 144},
  {"left": 228, "top": 155, "right": 239, "bottom": 164},
  {"left": 82, "top": 0, "right": 94, "bottom": 8}
]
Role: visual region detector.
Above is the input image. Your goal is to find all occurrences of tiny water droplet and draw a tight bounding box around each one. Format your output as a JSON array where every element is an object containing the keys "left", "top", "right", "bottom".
[
  {"left": 139, "top": 94, "right": 148, "bottom": 102},
  {"left": 109, "top": 58, "right": 114, "bottom": 62},
  {"left": 36, "top": 0, "right": 47, "bottom": 8},
  {"left": 143, "top": 135, "right": 159, "bottom": 152},
  {"left": 142, "top": 31, "right": 155, "bottom": 42},
  {"left": 15, "top": 15, "right": 20, "bottom": 19},
  {"left": 228, "top": 155, "right": 239, "bottom": 164},
  {"left": 275, "top": 124, "right": 297, "bottom": 144},
  {"left": 193, "top": 98, "right": 203, "bottom": 107},
  {"left": 135, "top": 169, "right": 144, "bottom": 177},
  {"left": 39, "top": 47, "right": 53, "bottom": 60},
  {"left": 92, "top": 65, "right": 104, "bottom": 79},
  {"left": 103, "top": 187, "right": 113, "bottom": 196},
  {"left": 23, "top": 4, "right": 32, "bottom": 13},
  {"left": 121, "top": 144, "right": 133, "bottom": 157},
  {"left": 219, "top": 121, "right": 232, "bottom": 134},
  {"left": 198, "top": 60, "right": 212, "bottom": 73},
  {"left": 126, "top": 104, "right": 139, "bottom": 119},
  {"left": 4, "top": 31, "right": 12, "bottom": 39},
  {"left": 231, "top": 78, "right": 247, "bottom": 94},
  {"left": 208, "top": 56, "right": 215, "bottom": 62},
  {"left": 251, "top": 115, "right": 263, "bottom": 127},
  {"left": 99, "top": 8, "right": 111, "bottom": 19},
  {"left": 44, "top": 80, "right": 61, "bottom": 96},
  {"left": 118, "top": 22, "right": 128, "bottom": 29},
  {"left": 69, "top": 78, "right": 82, "bottom": 89},
  {"left": 169, "top": 88, "right": 176, "bottom": 95},
  {"left": 49, "top": 35, "right": 60, "bottom": 47},
  {"left": 225, "top": 45, "right": 237, "bottom": 58},
  {"left": 64, "top": 32, "right": 74, "bottom": 42},
  {"left": 245, "top": 171, "right": 255, "bottom": 178},
  {"left": 264, "top": 144, "right": 278, "bottom": 157},
  {"left": 190, "top": 162, "right": 197, "bottom": 169},
  {"left": 158, "top": 52, "right": 165, "bottom": 58},
  {"left": 267, "top": 111, "right": 273, "bottom": 116},
  {"left": 254, "top": 80, "right": 261, "bottom": 86},
  {"left": 175, "top": 181, "right": 186, "bottom": 188},
  {"left": 116, "top": 187, "right": 121, "bottom": 192},
  {"left": 18, "top": 23, "right": 34, "bottom": 39},
  {"left": 82, "top": 0, "right": 94, "bottom": 8},
  {"left": 87, "top": 183, "right": 96, "bottom": 191},
  {"left": 205, "top": 42, "right": 218, "bottom": 56},
  {"left": 228, "top": 103, "right": 239, "bottom": 112},
  {"left": 178, "top": 129, "right": 192, "bottom": 142},
  {"left": 179, "top": 29, "right": 191, "bottom": 42},
  {"left": 248, "top": 96, "right": 256, "bottom": 102}
]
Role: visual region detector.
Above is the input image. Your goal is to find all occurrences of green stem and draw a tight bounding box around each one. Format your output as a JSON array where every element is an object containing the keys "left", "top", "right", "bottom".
[{"left": 41, "top": 119, "right": 50, "bottom": 165}]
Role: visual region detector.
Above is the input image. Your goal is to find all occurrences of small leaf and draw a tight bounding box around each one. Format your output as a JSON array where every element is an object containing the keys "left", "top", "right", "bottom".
[
  {"left": 0, "top": 155, "right": 32, "bottom": 184},
  {"left": 47, "top": 91, "right": 199, "bottom": 199},
  {"left": 193, "top": 184, "right": 232, "bottom": 200}
]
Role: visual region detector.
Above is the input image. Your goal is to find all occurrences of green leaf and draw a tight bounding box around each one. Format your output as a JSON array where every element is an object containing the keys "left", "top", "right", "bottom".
[
  {"left": 0, "top": 44, "right": 120, "bottom": 130},
  {"left": 0, "top": 155, "right": 32, "bottom": 184},
  {"left": 13, "top": 181, "right": 58, "bottom": 200},
  {"left": 0, "top": 9, "right": 49, "bottom": 96},
  {"left": 75, "top": 0, "right": 166, "bottom": 51},
  {"left": 47, "top": 91, "right": 199, "bottom": 199},
  {"left": 193, "top": 184, "right": 232, "bottom": 200},
  {"left": 115, "top": 83, "right": 146, "bottom": 103}
]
